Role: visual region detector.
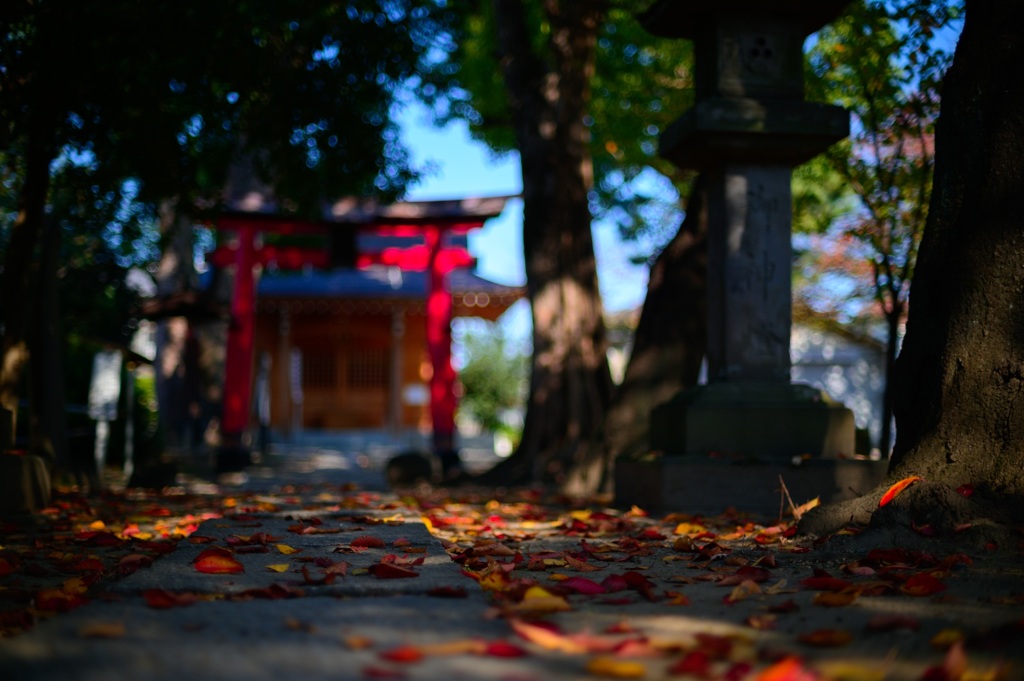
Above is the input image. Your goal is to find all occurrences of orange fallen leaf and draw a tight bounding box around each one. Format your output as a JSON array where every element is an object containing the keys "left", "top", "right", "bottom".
[
  {"left": 510, "top": 619, "right": 587, "bottom": 654},
  {"left": 813, "top": 587, "right": 861, "bottom": 607},
  {"left": 585, "top": 656, "right": 646, "bottom": 678},
  {"left": 879, "top": 476, "right": 922, "bottom": 507},
  {"left": 757, "top": 656, "right": 819, "bottom": 681},
  {"left": 194, "top": 550, "right": 244, "bottom": 574}
]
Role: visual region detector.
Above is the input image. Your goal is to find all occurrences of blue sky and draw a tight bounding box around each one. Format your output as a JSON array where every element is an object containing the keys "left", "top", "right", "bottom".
[{"left": 395, "top": 103, "right": 651, "bottom": 343}]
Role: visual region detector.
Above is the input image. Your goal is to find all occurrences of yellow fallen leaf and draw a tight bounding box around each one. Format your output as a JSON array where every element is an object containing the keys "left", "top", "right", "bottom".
[
  {"left": 586, "top": 656, "right": 646, "bottom": 678},
  {"left": 266, "top": 564, "right": 291, "bottom": 573},
  {"left": 513, "top": 586, "right": 572, "bottom": 613},
  {"left": 78, "top": 622, "right": 126, "bottom": 639},
  {"left": 344, "top": 635, "right": 375, "bottom": 650},
  {"left": 931, "top": 628, "right": 965, "bottom": 649},
  {"left": 276, "top": 544, "right": 302, "bottom": 555},
  {"left": 510, "top": 619, "right": 587, "bottom": 654},
  {"left": 816, "top": 661, "right": 887, "bottom": 681}
]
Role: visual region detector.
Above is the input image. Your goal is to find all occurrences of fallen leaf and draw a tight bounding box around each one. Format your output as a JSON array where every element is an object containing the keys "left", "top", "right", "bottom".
[
  {"left": 817, "top": 661, "right": 887, "bottom": 681},
  {"left": 512, "top": 585, "right": 572, "bottom": 613},
  {"left": 931, "top": 628, "right": 965, "bottom": 649},
  {"left": 368, "top": 561, "right": 418, "bottom": 579},
  {"left": 797, "top": 629, "right": 853, "bottom": 647},
  {"left": 757, "top": 656, "right": 818, "bottom": 681},
  {"left": 78, "top": 621, "right": 126, "bottom": 638},
  {"left": 275, "top": 544, "right": 302, "bottom": 555},
  {"left": 378, "top": 645, "right": 424, "bottom": 663},
  {"left": 901, "top": 572, "right": 948, "bottom": 597},
  {"left": 585, "top": 656, "right": 646, "bottom": 678},
  {"left": 813, "top": 587, "right": 861, "bottom": 607},
  {"left": 510, "top": 619, "right": 587, "bottom": 654},
  {"left": 194, "top": 551, "right": 244, "bottom": 574},
  {"left": 143, "top": 588, "right": 198, "bottom": 609},
  {"left": 265, "top": 564, "right": 291, "bottom": 573},
  {"left": 879, "top": 476, "right": 922, "bottom": 507},
  {"left": 668, "top": 650, "right": 711, "bottom": 676},
  {"left": 351, "top": 536, "right": 387, "bottom": 549}
]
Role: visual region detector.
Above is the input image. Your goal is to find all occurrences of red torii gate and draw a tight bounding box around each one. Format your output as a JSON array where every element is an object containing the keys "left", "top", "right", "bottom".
[{"left": 208, "top": 196, "right": 513, "bottom": 473}]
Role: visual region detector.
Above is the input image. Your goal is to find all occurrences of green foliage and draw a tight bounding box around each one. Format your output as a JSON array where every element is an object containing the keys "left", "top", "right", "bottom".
[
  {"left": 426, "top": 1, "right": 695, "bottom": 249},
  {"left": 456, "top": 321, "right": 527, "bottom": 435},
  {"left": 802, "top": 0, "right": 963, "bottom": 325}
]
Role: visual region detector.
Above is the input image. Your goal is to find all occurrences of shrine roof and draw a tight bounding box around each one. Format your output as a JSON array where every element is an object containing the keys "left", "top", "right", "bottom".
[
  {"left": 220, "top": 194, "right": 519, "bottom": 231},
  {"left": 258, "top": 267, "right": 522, "bottom": 301}
]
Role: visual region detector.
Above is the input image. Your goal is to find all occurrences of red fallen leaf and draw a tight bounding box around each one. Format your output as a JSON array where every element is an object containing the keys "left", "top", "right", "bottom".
[
  {"left": 668, "top": 650, "right": 711, "bottom": 676},
  {"left": 560, "top": 576, "right": 607, "bottom": 595},
  {"left": 484, "top": 640, "right": 527, "bottom": 657},
  {"left": 865, "top": 614, "right": 920, "bottom": 633},
  {"left": 378, "top": 645, "right": 424, "bottom": 663},
  {"left": 117, "top": 554, "right": 153, "bottom": 577},
  {"left": 797, "top": 628, "right": 853, "bottom": 647},
  {"left": 300, "top": 565, "right": 336, "bottom": 585},
  {"left": 143, "top": 589, "right": 198, "bottom": 609},
  {"left": 368, "top": 561, "right": 419, "bottom": 579},
  {"left": 768, "top": 599, "right": 800, "bottom": 614},
  {"left": 194, "top": 552, "right": 244, "bottom": 575},
  {"left": 800, "top": 576, "right": 852, "bottom": 591},
  {"left": 955, "top": 484, "right": 975, "bottom": 498},
  {"left": 718, "top": 566, "right": 771, "bottom": 586},
  {"left": 78, "top": 531, "right": 124, "bottom": 547},
  {"left": 427, "top": 586, "right": 468, "bottom": 598},
  {"left": 695, "top": 633, "right": 733, "bottom": 659},
  {"left": 0, "top": 557, "right": 18, "bottom": 577},
  {"left": 724, "top": 662, "right": 753, "bottom": 681},
  {"left": 194, "top": 546, "right": 234, "bottom": 561},
  {"left": 879, "top": 476, "right": 923, "bottom": 507},
  {"left": 901, "top": 572, "right": 948, "bottom": 596},
  {"left": 351, "top": 535, "right": 387, "bottom": 549},
  {"left": 133, "top": 538, "right": 179, "bottom": 554}
]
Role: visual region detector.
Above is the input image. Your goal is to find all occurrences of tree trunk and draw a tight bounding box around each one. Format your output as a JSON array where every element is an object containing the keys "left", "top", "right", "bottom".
[
  {"left": 888, "top": 0, "right": 1024, "bottom": 495},
  {"left": 28, "top": 213, "right": 68, "bottom": 472},
  {"left": 599, "top": 176, "right": 708, "bottom": 476},
  {"left": 0, "top": 115, "right": 55, "bottom": 452},
  {"left": 800, "top": 1, "right": 1024, "bottom": 539},
  {"left": 475, "top": 0, "right": 613, "bottom": 488}
]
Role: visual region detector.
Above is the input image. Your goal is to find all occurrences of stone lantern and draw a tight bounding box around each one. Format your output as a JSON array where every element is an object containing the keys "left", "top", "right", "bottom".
[{"left": 615, "top": 0, "right": 888, "bottom": 514}]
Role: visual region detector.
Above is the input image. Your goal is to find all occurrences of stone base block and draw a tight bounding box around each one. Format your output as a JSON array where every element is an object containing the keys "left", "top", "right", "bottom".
[
  {"left": 614, "top": 456, "right": 888, "bottom": 518},
  {"left": 650, "top": 382, "right": 856, "bottom": 459},
  {"left": 0, "top": 454, "right": 52, "bottom": 513}
]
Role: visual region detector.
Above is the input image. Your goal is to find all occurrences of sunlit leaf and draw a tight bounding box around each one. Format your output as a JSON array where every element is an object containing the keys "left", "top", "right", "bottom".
[
  {"left": 585, "top": 656, "right": 646, "bottom": 678},
  {"left": 757, "top": 656, "right": 818, "bottom": 681},
  {"left": 512, "top": 585, "right": 572, "bottom": 613},
  {"left": 879, "top": 476, "right": 922, "bottom": 507},
  {"left": 275, "top": 544, "right": 302, "bottom": 555},
  {"left": 510, "top": 619, "right": 587, "bottom": 653},
  {"left": 266, "top": 563, "right": 290, "bottom": 573},
  {"left": 194, "top": 550, "right": 244, "bottom": 574}
]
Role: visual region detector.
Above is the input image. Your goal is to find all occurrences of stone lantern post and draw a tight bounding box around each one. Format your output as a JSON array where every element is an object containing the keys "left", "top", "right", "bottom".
[{"left": 616, "top": 1, "right": 888, "bottom": 514}]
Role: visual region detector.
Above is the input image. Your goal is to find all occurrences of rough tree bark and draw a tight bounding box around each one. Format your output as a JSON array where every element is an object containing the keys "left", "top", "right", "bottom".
[
  {"left": 585, "top": 176, "right": 708, "bottom": 493},
  {"left": 0, "top": 113, "right": 55, "bottom": 454},
  {"left": 801, "top": 0, "right": 1024, "bottom": 539},
  {"left": 474, "top": 0, "right": 614, "bottom": 488}
]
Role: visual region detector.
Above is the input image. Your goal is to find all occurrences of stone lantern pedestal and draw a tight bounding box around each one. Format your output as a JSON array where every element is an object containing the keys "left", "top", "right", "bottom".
[{"left": 614, "top": 0, "right": 888, "bottom": 515}]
